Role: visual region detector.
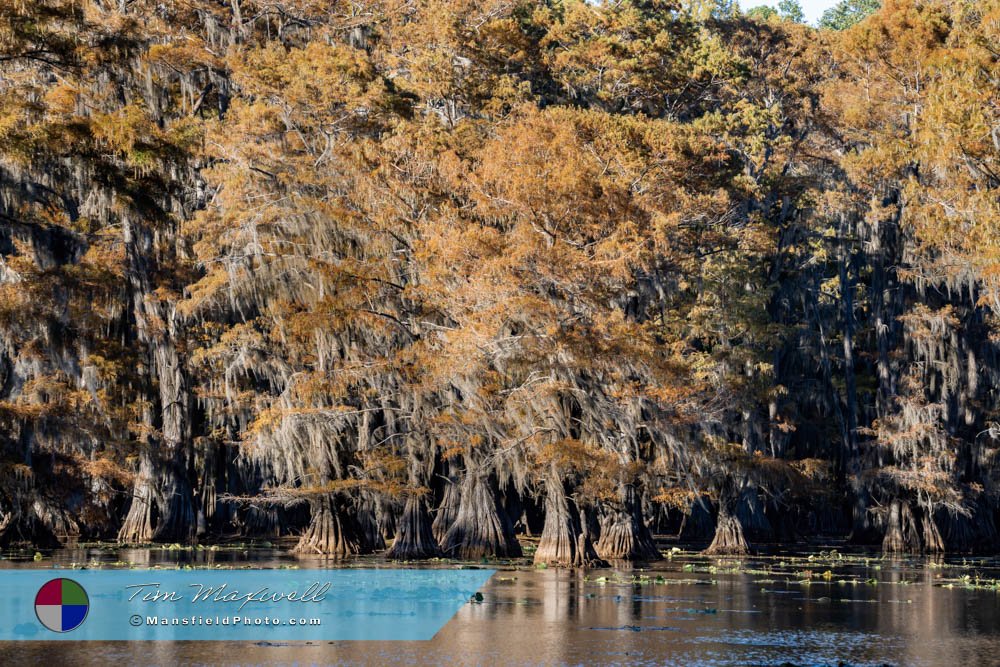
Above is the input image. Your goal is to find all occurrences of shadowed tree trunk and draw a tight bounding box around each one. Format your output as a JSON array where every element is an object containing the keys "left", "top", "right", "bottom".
[
  {"left": 882, "top": 499, "right": 921, "bottom": 554},
  {"left": 736, "top": 488, "right": 772, "bottom": 541},
  {"left": 595, "top": 484, "right": 660, "bottom": 561},
  {"left": 378, "top": 498, "right": 398, "bottom": 543},
  {"left": 534, "top": 476, "right": 602, "bottom": 567},
  {"left": 153, "top": 450, "right": 195, "bottom": 542},
  {"left": 441, "top": 470, "right": 522, "bottom": 559},
  {"left": 0, "top": 466, "right": 61, "bottom": 548},
  {"left": 357, "top": 498, "right": 385, "bottom": 552},
  {"left": 387, "top": 495, "right": 441, "bottom": 560},
  {"left": 294, "top": 494, "right": 361, "bottom": 556},
  {"left": 942, "top": 500, "right": 998, "bottom": 552},
  {"left": 849, "top": 486, "right": 882, "bottom": 545},
  {"left": 241, "top": 505, "right": 282, "bottom": 538},
  {"left": 194, "top": 444, "right": 218, "bottom": 538},
  {"left": 147, "top": 326, "right": 195, "bottom": 542},
  {"left": 679, "top": 499, "right": 715, "bottom": 540}
]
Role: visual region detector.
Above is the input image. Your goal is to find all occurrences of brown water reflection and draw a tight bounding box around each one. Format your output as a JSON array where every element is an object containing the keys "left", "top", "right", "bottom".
[{"left": 1, "top": 546, "right": 999, "bottom": 666}]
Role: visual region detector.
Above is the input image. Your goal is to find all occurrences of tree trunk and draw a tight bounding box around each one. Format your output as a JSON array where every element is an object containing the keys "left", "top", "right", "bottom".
[
  {"left": 432, "top": 471, "right": 461, "bottom": 546},
  {"left": 241, "top": 505, "right": 281, "bottom": 538},
  {"left": 378, "top": 498, "right": 398, "bottom": 543},
  {"left": 534, "top": 477, "right": 602, "bottom": 567},
  {"left": 839, "top": 216, "right": 859, "bottom": 470},
  {"left": 195, "top": 444, "right": 218, "bottom": 538},
  {"left": 387, "top": 495, "right": 441, "bottom": 560},
  {"left": 356, "top": 499, "right": 384, "bottom": 552},
  {"left": 121, "top": 218, "right": 195, "bottom": 544},
  {"left": 882, "top": 499, "right": 921, "bottom": 554},
  {"left": 849, "top": 486, "right": 881, "bottom": 545},
  {"left": 152, "top": 449, "right": 195, "bottom": 542},
  {"left": 441, "top": 472, "right": 522, "bottom": 559},
  {"left": 293, "top": 495, "right": 360, "bottom": 557},
  {"left": 920, "top": 508, "right": 944, "bottom": 554},
  {"left": 118, "top": 450, "right": 155, "bottom": 544},
  {"left": 736, "top": 488, "right": 772, "bottom": 541},
  {"left": 594, "top": 485, "right": 660, "bottom": 561},
  {"left": 704, "top": 508, "right": 749, "bottom": 555},
  {"left": 943, "top": 500, "right": 998, "bottom": 552},
  {"left": 149, "top": 327, "right": 196, "bottom": 541},
  {"left": 680, "top": 499, "right": 715, "bottom": 540}
]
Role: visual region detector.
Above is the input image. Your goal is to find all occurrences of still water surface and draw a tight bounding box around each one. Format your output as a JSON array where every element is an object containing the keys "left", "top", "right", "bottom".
[{"left": 2, "top": 545, "right": 999, "bottom": 666}]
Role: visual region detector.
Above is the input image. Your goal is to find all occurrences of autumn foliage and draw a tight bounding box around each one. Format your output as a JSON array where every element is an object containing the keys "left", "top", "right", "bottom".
[{"left": 0, "top": 0, "right": 998, "bottom": 560}]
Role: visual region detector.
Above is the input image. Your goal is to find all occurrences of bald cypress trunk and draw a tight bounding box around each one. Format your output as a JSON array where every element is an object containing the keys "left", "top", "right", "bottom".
[
  {"left": 357, "top": 498, "right": 385, "bottom": 552},
  {"left": 704, "top": 508, "right": 749, "bottom": 555},
  {"left": 943, "top": 500, "right": 998, "bottom": 552},
  {"left": 432, "top": 461, "right": 461, "bottom": 545},
  {"left": 441, "top": 470, "right": 521, "bottom": 559},
  {"left": 241, "top": 505, "right": 282, "bottom": 538},
  {"left": 921, "top": 510, "right": 945, "bottom": 554},
  {"left": 119, "top": 219, "right": 195, "bottom": 543},
  {"left": 594, "top": 484, "right": 659, "bottom": 561},
  {"left": 882, "top": 499, "right": 921, "bottom": 554},
  {"left": 534, "top": 476, "right": 601, "bottom": 567},
  {"left": 680, "top": 500, "right": 716, "bottom": 541},
  {"left": 153, "top": 447, "right": 195, "bottom": 542},
  {"left": 294, "top": 494, "right": 361, "bottom": 557},
  {"left": 387, "top": 495, "right": 441, "bottom": 560},
  {"left": 118, "top": 449, "right": 155, "bottom": 544},
  {"left": 378, "top": 498, "right": 398, "bottom": 544}
]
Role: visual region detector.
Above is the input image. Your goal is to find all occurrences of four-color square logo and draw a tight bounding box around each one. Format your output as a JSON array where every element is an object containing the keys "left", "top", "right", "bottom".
[{"left": 35, "top": 578, "right": 89, "bottom": 632}]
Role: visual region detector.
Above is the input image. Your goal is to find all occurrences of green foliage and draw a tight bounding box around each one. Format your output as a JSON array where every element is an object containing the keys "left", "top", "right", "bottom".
[
  {"left": 778, "top": 0, "right": 805, "bottom": 22},
  {"left": 746, "top": 5, "right": 778, "bottom": 20},
  {"left": 819, "top": 0, "right": 880, "bottom": 30}
]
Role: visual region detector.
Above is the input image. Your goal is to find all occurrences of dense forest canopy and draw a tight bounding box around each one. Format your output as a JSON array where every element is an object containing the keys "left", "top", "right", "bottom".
[{"left": 0, "top": 0, "right": 998, "bottom": 563}]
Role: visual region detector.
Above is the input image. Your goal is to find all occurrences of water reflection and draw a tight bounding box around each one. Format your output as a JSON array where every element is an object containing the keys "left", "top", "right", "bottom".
[{"left": 1, "top": 547, "right": 999, "bottom": 666}]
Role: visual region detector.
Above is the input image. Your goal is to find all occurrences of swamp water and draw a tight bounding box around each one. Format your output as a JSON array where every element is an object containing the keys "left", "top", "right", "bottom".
[{"left": 1, "top": 545, "right": 999, "bottom": 666}]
